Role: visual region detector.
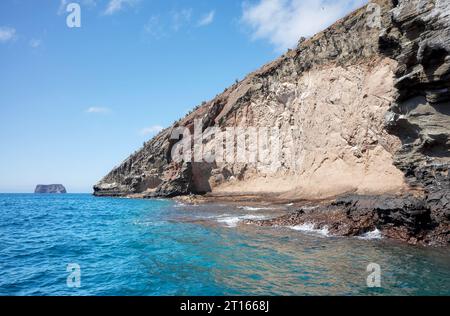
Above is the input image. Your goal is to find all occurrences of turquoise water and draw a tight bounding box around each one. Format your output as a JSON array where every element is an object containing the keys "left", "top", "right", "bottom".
[{"left": 0, "top": 193, "right": 449, "bottom": 296}]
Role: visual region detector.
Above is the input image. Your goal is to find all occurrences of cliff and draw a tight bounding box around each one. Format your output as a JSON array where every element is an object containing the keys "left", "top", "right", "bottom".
[
  {"left": 94, "top": 0, "right": 449, "bottom": 245},
  {"left": 35, "top": 184, "right": 67, "bottom": 194}
]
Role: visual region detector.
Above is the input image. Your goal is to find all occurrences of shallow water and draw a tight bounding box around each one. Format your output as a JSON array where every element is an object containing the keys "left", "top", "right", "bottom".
[{"left": 0, "top": 194, "right": 449, "bottom": 296}]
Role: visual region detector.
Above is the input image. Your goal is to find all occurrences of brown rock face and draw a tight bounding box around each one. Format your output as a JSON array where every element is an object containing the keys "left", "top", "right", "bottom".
[
  {"left": 94, "top": 0, "right": 449, "bottom": 244},
  {"left": 95, "top": 0, "right": 399, "bottom": 198}
]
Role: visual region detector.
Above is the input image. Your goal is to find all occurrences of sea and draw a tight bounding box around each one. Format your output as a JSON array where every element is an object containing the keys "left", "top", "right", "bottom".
[{"left": 0, "top": 194, "right": 449, "bottom": 296}]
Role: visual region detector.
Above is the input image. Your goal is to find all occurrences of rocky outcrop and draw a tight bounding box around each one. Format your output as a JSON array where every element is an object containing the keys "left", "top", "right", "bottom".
[
  {"left": 94, "top": 0, "right": 449, "bottom": 244},
  {"left": 95, "top": 0, "right": 402, "bottom": 198},
  {"left": 248, "top": 194, "right": 449, "bottom": 245},
  {"left": 381, "top": 0, "right": 450, "bottom": 227},
  {"left": 34, "top": 184, "right": 67, "bottom": 194}
]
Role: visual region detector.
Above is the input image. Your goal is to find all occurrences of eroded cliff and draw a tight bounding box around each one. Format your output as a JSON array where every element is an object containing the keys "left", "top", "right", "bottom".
[{"left": 94, "top": 0, "right": 449, "bottom": 244}]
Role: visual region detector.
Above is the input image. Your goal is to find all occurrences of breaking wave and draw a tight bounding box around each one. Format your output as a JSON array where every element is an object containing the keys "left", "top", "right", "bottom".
[
  {"left": 358, "top": 229, "right": 382, "bottom": 240},
  {"left": 216, "top": 214, "right": 269, "bottom": 228},
  {"left": 237, "top": 206, "right": 272, "bottom": 211},
  {"left": 289, "top": 223, "right": 330, "bottom": 237}
]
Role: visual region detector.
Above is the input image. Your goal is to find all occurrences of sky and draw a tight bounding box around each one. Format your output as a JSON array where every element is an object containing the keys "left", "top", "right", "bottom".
[{"left": 0, "top": 0, "right": 367, "bottom": 193}]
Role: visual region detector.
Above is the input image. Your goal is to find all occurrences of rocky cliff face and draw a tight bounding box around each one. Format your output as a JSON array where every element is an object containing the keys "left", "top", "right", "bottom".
[
  {"left": 94, "top": 0, "right": 449, "bottom": 244},
  {"left": 35, "top": 184, "right": 67, "bottom": 194},
  {"left": 382, "top": 0, "right": 450, "bottom": 225}
]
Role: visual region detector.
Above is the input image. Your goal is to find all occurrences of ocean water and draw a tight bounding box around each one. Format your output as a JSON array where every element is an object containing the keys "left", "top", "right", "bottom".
[{"left": 0, "top": 194, "right": 449, "bottom": 296}]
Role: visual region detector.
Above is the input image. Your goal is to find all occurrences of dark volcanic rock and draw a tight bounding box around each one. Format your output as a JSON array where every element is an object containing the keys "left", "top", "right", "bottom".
[
  {"left": 34, "top": 184, "right": 67, "bottom": 194},
  {"left": 250, "top": 194, "right": 449, "bottom": 246},
  {"left": 382, "top": 0, "right": 450, "bottom": 227}
]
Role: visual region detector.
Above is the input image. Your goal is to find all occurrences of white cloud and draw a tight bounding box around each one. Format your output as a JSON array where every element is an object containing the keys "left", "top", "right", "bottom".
[
  {"left": 143, "top": 9, "right": 196, "bottom": 39},
  {"left": 143, "top": 16, "right": 166, "bottom": 39},
  {"left": 241, "top": 0, "right": 367, "bottom": 52},
  {"left": 86, "top": 107, "right": 110, "bottom": 114},
  {"left": 29, "top": 39, "right": 42, "bottom": 48},
  {"left": 104, "top": 0, "right": 139, "bottom": 15},
  {"left": 140, "top": 125, "right": 164, "bottom": 136},
  {"left": 172, "top": 8, "right": 193, "bottom": 31},
  {"left": 57, "top": 0, "right": 69, "bottom": 15},
  {"left": 198, "top": 10, "right": 215, "bottom": 27},
  {"left": 0, "top": 27, "right": 16, "bottom": 43}
]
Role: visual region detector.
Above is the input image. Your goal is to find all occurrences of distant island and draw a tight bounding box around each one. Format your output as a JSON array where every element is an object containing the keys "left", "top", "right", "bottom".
[{"left": 34, "top": 184, "right": 67, "bottom": 194}]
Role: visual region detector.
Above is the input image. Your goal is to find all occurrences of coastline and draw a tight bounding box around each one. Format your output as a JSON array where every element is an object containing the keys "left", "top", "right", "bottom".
[
  {"left": 93, "top": 0, "right": 450, "bottom": 248},
  {"left": 93, "top": 192, "right": 450, "bottom": 247}
]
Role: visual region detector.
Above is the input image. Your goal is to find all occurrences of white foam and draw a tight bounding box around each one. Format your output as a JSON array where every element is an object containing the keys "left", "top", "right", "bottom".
[
  {"left": 216, "top": 214, "right": 268, "bottom": 228},
  {"left": 289, "top": 223, "right": 330, "bottom": 237},
  {"left": 241, "top": 215, "right": 268, "bottom": 220},
  {"left": 217, "top": 216, "right": 241, "bottom": 227},
  {"left": 238, "top": 206, "right": 271, "bottom": 211},
  {"left": 286, "top": 203, "right": 294, "bottom": 206},
  {"left": 358, "top": 229, "right": 382, "bottom": 240},
  {"left": 301, "top": 206, "right": 319, "bottom": 211}
]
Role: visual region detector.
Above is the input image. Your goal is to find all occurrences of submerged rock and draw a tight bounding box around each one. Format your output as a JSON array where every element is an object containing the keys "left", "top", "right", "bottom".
[{"left": 34, "top": 184, "right": 67, "bottom": 194}]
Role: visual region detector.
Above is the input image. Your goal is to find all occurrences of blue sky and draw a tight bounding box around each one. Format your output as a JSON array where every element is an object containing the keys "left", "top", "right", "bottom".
[{"left": 0, "top": 0, "right": 367, "bottom": 193}]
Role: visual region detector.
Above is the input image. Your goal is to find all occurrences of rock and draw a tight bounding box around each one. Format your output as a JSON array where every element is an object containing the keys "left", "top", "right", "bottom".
[
  {"left": 382, "top": 0, "right": 450, "bottom": 227},
  {"left": 249, "top": 194, "right": 448, "bottom": 246},
  {"left": 94, "top": 0, "right": 402, "bottom": 199},
  {"left": 93, "top": 0, "right": 450, "bottom": 245},
  {"left": 34, "top": 184, "right": 67, "bottom": 194}
]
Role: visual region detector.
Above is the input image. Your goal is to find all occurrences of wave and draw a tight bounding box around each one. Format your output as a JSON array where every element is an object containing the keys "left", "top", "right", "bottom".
[
  {"left": 289, "top": 223, "right": 330, "bottom": 237},
  {"left": 216, "top": 214, "right": 268, "bottom": 228},
  {"left": 357, "top": 229, "right": 382, "bottom": 240},
  {"left": 237, "top": 206, "right": 272, "bottom": 211},
  {"left": 300, "top": 206, "right": 319, "bottom": 211}
]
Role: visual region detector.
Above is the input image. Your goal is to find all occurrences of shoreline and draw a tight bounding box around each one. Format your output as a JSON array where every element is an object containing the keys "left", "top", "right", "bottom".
[
  {"left": 93, "top": 192, "right": 450, "bottom": 247},
  {"left": 92, "top": 1, "right": 450, "bottom": 248}
]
